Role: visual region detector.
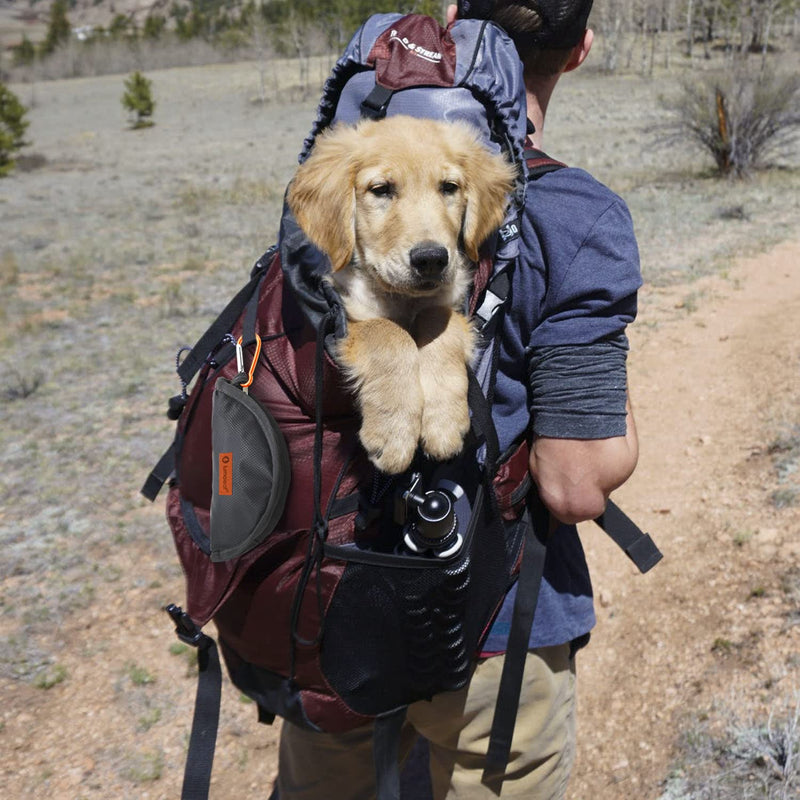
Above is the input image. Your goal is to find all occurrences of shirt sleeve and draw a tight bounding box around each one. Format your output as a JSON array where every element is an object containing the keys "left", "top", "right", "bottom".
[
  {"left": 528, "top": 336, "right": 629, "bottom": 439},
  {"left": 527, "top": 172, "right": 642, "bottom": 349},
  {"left": 522, "top": 169, "right": 642, "bottom": 439}
]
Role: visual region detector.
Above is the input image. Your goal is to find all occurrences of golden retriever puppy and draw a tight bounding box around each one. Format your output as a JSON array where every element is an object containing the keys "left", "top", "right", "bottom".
[{"left": 288, "top": 115, "right": 516, "bottom": 474}]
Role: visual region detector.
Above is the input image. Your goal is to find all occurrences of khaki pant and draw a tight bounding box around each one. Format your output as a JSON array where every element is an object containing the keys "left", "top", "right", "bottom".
[{"left": 276, "top": 644, "right": 577, "bottom": 799}]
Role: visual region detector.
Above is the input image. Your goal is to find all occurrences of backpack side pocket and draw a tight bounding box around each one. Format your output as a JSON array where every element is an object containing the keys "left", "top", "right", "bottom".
[{"left": 210, "top": 378, "right": 291, "bottom": 562}]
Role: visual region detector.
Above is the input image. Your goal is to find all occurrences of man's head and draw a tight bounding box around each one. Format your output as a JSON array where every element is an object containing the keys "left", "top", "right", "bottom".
[{"left": 453, "top": 0, "right": 594, "bottom": 77}]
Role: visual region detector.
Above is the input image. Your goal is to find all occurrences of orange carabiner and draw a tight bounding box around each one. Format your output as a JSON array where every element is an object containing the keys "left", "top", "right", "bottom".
[{"left": 236, "top": 334, "right": 262, "bottom": 391}]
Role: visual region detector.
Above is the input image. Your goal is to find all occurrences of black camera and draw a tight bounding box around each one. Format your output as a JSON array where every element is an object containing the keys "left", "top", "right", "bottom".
[{"left": 458, "top": 0, "right": 496, "bottom": 20}]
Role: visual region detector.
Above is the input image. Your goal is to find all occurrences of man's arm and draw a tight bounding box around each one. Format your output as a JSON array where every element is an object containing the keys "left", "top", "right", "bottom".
[{"left": 529, "top": 395, "right": 638, "bottom": 524}]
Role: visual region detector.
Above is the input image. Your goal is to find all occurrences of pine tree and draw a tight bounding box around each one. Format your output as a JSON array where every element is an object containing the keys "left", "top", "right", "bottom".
[
  {"left": 0, "top": 82, "right": 30, "bottom": 177},
  {"left": 41, "top": 0, "right": 71, "bottom": 56},
  {"left": 122, "top": 72, "right": 156, "bottom": 129}
]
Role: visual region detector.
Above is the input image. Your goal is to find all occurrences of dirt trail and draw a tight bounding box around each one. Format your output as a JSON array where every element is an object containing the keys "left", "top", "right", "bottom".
[{"left": 571, "top": 239, "right": 800, "bottom": 798}]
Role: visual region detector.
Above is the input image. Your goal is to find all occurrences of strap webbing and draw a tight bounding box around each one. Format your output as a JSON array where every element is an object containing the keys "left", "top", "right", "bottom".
[
  {"left": 523, "top": 145, "right": 566, "bottom": 180},
  {"left": 140, "top": 441, "right": 176, "bottom": 502},
  {"left": 373, "top": 707, "right": 408, "bottom": 800},
  {"left": 240, "top": 271, "right": 266, "bottom": 346},
  {"left": 165, "top": 605, "right": 222, "bottom": 800},
  {"left": 466, "top": 367, "right": 499, "bottom": 471},
  {"left": 181, "top": 637, "right": 222, "bottom": 800},
  {"left": 177, "top": 267, "right": 265, "bottom": 387},
  {"left": 594, "top": 499, "right": 663, "bottom": 573},
  {"left": 361, "top": 84, "right": 394, "bottom": 119},
  {"left": 483, "top": 499, "right": 548, "bottom": 783}
]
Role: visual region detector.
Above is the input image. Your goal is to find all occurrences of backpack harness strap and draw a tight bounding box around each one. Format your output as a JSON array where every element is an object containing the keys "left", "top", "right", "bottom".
[
  {"left": 483, "top": 497, "right": 548, "bottom": 783},
  {"left": 595, "top": 499, "right": 663, "bottom": 573},
  {"left": 472, "top": 148, "right": 563, "bottom": 333},
  {"left": 523, "top": 145, "right": 567, "bottom": 179},
  {"left": 361, "top": 84, "right": 395, "bottom": 119},
  {"left": 165, "top": 604, "right": 222, "bottom": 800}
]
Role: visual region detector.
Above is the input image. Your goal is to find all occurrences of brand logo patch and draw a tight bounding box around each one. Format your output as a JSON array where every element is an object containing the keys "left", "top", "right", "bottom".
[
  {"left": 498, "top": 222, "right": 520, "bottom": 243},
  {"left": 389, "top": 29, "right": 443, "bottom": 63},
  {"left": 218, "top": 453, "right": 233, "bottom": 496}
]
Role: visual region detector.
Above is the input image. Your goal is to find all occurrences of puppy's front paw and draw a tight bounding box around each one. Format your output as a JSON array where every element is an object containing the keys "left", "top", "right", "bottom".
[
  {"left": 359, "top": 406, "right": 422, "bottom": 474},
  {"left": 420, "top": 396, "right": 470, "bottom": 462},
  {"left": 338, "top": 317, "right": 423, "bottom": 474}
]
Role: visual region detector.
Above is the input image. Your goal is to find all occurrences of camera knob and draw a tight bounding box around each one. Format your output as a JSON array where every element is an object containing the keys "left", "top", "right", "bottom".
[{"left": 416, "top": 491, "right": 455, "bottom": 542}]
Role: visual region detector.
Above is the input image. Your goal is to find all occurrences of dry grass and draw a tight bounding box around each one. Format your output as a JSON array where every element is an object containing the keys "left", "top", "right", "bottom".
[{"left": 659, "top": 692, "right": 800, "bottom": 799}]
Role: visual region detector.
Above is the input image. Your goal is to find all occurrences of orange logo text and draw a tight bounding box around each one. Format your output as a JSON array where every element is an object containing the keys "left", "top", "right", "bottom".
[{"left": 219, "top": 453, "right": 233, "bottom": 496}]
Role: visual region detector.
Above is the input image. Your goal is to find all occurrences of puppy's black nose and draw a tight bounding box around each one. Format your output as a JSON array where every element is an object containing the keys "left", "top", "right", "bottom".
[{"left": 409, "top": 242, "right": 449, "bottom": 278}]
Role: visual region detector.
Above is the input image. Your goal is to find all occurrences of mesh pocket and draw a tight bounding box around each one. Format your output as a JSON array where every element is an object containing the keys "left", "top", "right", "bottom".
[{"left": 210, "top": 378, "right": 291, "bottom": 562}]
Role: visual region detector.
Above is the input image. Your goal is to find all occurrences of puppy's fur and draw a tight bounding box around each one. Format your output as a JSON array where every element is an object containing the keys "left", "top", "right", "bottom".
[{"left": 288, "top": 115, "right": 516, "bottom": 474}]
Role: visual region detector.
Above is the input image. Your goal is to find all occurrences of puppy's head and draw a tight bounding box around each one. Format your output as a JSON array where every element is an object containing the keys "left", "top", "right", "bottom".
[{"left": 287, "top": 116, "right": 516, "bottom": 295}]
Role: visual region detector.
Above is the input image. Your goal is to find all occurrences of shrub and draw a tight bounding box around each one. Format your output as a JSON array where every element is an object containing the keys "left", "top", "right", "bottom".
[
  {"left": 143, "top": 14, "right": 167, "bottom": 40},
  {"left": 122, "top": 71, "right": 155, "bottom": 129},
  {"left": 0, "top": 82, "right": 30, "bottom": 177},
  {"left": 109, "top": 14, "right": 137, "bottom": 41},
  {"left": 11, "top": 36, "right": 36, "bottom": 67},
  {"left": 660, "top": 67, "right": 800, "bottom": 177}
]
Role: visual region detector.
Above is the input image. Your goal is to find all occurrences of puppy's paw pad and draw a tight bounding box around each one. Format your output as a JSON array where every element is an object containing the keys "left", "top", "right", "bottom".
[
  {"left": 420, "top": 414, "right": 470, "bottom": 462},
  {"left": 359, "top": 420, "right": 419, "bottom": 475},
  {"left": 363, "top": 438, "right": 417, "bottom": 475}
]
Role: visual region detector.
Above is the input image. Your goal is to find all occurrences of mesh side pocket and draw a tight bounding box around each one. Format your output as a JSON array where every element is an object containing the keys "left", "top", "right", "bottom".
[{"left": 210, "top": 378, "right": 291, "bottom": 562}]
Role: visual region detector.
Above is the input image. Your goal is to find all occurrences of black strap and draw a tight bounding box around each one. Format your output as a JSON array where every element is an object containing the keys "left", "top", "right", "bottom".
[
  {"left": 483, "top": 500, "right": 548, "bottom": 783},
  {"left": 361, "top": 84, "right": 394, "bottom": 119},
  {"left": 594, "top": 499, "right": 663, "bottom": 573},
  {"left": 166, "top": 605, "right": 222, "bottom": 800},
  {"left": 240, "top": 270, "right": 266, "bottom": 346},
  {"left": 142, "top": 255, "right": 272, "bottom": 502},
  {"left": 140, "top": 440, "right": 176, "bottom": 501},
  {"left": 177, "top": 267, "right": 265, "bottom": 387},
  {"left": 467, "top": 367, "right": 500, "bottom": 472},
  {"left": 523, "top": 145, "right": 566, "bottom": 181},
  {"left": 373, "top": 707, "right": 408, "bottom": 800}
]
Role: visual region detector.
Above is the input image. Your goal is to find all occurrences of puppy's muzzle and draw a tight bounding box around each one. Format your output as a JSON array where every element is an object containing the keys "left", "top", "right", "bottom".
[{"left": 409, "top": 241, "right": 449, "bottom": 284}]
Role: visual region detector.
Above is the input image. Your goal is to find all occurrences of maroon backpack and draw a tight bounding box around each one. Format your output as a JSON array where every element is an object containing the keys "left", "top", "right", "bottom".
[{"left": 143, "top": 222, "right": 659, "bottom": 800}]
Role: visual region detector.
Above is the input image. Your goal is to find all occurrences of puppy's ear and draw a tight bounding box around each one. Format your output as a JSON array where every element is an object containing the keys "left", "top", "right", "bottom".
[
  {"left": 458, "top": 136, "right": 517, "bottom": 262},
  {"left": 287, "top": 126, "right": 360, "bottom": 271}
]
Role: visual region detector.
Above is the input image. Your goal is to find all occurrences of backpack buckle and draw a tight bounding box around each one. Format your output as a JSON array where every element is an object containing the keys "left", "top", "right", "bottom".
[{"left": 165, "top": 603, "right": 206, "bottom": 647}]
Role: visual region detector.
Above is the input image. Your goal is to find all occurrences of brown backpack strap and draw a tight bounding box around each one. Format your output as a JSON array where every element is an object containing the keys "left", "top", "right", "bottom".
[{"left": 523, "top": 140, "right": 567, "bottom": 178}]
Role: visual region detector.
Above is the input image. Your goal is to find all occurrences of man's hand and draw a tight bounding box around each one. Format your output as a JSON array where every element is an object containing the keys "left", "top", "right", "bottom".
[{"left": 529, "top": 397, "right": 639, "bottom": 525}]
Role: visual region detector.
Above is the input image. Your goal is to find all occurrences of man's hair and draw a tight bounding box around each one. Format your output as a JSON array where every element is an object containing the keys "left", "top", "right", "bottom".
[{"left": 490, "top": 0, "right": 593, "bottom": 76}]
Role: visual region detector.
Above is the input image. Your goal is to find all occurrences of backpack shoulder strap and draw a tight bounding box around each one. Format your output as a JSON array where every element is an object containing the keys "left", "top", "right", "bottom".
[
  {"left": 472, "top": 143, "right": 564, "bottom": 330},
  {"left": 523, "top": 143, "right": 567, "bottom": 180}
]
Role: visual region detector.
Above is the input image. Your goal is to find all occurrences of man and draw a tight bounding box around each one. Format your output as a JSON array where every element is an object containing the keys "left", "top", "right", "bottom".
[{"left": 276, "top": 2, "right": 641, "bottom": 797}]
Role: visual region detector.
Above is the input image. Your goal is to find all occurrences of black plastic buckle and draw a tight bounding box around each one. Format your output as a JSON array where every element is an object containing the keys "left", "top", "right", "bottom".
[{"left": 165, "top": 603, "right": 206, "bottom": 647}]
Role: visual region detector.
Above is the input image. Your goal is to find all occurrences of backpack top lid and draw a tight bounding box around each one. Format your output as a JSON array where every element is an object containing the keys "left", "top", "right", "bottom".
[{"left": 300, "top": 13, "right": 529, "bottom": 168}]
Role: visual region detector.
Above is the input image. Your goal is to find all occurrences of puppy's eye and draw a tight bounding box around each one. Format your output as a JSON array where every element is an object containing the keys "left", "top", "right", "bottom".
[
  {"left": 440, "top": 180, "right": 460, "bottom": 196},
  {"left": 368, "top": 182, "right": 395, "bottom": 198}
]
